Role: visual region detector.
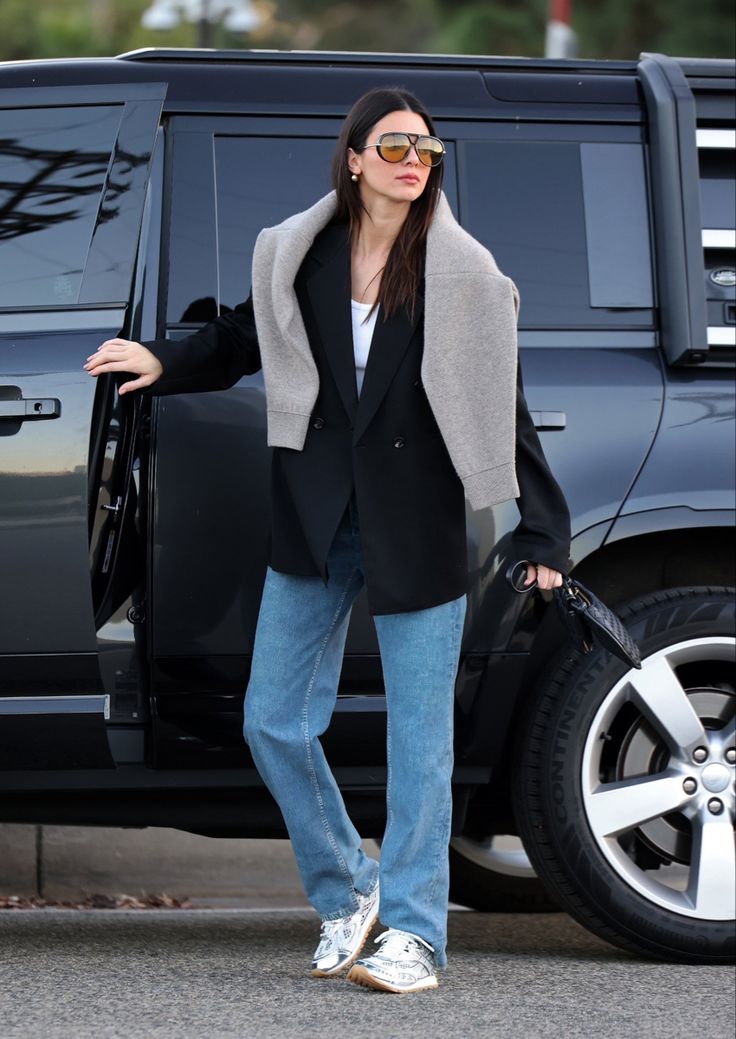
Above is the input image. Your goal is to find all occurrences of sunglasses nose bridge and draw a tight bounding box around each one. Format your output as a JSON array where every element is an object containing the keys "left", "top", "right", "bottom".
[
  {"left": 402, "top": 134, "right": 438, "bottom": 167},
  {"left": 402, "top": 138, "right": 421, "bottom": 163}
]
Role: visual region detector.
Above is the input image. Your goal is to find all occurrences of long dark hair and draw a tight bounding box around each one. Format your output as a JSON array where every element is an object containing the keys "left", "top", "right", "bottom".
[{"left": 331, "top": 87, "right": 444, "bottom": 322}]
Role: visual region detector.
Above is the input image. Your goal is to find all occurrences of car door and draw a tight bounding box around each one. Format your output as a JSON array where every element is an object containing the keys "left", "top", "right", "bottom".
[{"left": 0, "top": 81, "right": 165, "bottom": 771}]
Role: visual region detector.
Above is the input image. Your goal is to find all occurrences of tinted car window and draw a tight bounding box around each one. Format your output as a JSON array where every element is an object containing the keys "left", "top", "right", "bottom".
[
  {"left": 215, "top": 136, "right": 334, "bottom": 309},
  {"left": 699, "top": 149, "right": 736, "bottom": 231},
  {"left": 0, "top": 105, "right": 122, "bottom": 309},
  {"left": 458, "top": 139, "right": 654, "bottom": 328},
  {"left": 168, "top": 129, "right": 458, "bottom": 323}
]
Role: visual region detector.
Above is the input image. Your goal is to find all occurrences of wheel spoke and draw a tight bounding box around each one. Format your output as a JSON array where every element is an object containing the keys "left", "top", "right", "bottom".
[
  {"left": 586, "top": 773, "right": 686, "bottom": 838},
  {"left": 687, "top": 814, "right": 736, "bottom": 920},
  {"left": 718, "top": 716, "right": 735, "bottom": 750},
  {"left": 627, "top": 655, "right": 706, "bottom": 752}
]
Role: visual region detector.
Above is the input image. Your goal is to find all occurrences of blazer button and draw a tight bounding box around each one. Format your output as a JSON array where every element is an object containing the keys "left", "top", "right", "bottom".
[
  {"left": 312, "top": 416, "right": 325, "bottom": 429},
  {"left": 413, "top": 378, "right": 422, "bottom": 389},
  {"left": 393, "top": 436, "right": 406, "bottom": 449}
]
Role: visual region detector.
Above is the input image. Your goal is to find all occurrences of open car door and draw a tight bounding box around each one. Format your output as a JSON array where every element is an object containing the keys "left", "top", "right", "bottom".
[{"left": 0, "top": 80, "right": 166, "bottom": 772}]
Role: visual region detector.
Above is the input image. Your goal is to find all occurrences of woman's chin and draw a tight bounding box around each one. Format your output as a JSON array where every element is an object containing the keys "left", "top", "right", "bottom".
[{"left": 365, "top": 183, "right": 426, "bottom": 206}]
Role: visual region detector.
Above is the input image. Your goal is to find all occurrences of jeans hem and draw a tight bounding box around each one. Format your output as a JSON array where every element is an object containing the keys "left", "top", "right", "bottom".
[
  {"left": 354, "top": 867, "right": 380, "bottom": 900},
  {"left": 321, "top": 866, "right": 379, "bottom": 919},
  {"left": 319, "top": 897, "right": 361, "bottom": 922}
]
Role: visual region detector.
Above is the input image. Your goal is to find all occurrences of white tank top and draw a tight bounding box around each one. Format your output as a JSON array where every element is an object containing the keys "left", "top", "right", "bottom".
[{"left": 351, "top": 298, "right": 379, "bottom": 395}]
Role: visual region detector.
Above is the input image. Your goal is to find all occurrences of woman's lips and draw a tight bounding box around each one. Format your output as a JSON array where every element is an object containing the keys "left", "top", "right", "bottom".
[{"left": 397, "top": 174, "right": 420, "bottom": 183}]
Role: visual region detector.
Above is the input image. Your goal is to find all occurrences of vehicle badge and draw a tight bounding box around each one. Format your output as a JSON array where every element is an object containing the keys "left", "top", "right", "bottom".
[{"left": 709, "top": 267, "right": 736, "bottom": 288}]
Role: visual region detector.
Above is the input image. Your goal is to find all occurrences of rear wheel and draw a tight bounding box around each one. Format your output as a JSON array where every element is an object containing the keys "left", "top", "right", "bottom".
[
  {"left": 449, "top": 834, "right": 559, "bottom": 912},
  {"left": 514, "top": 586, "right": 735, "bottom": 963}
]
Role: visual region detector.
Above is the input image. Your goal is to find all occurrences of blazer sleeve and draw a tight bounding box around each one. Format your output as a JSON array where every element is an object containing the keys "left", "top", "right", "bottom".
[
  {"left": 510, "top": 362, "right": 572, "bottom": 575},
  {"left": 136, "top": 292, "right": 261, "bottom": 397}
]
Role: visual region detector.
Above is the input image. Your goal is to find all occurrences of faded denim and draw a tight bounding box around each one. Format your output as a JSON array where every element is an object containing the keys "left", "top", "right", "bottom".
[{"left": 243, "top": 491, "right": 467, "bottom": 968}]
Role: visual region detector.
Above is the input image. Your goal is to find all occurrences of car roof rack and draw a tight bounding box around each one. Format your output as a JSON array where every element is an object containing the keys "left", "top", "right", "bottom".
[{"left": 117, "top": 47, "right": 639, "bottom": 73}]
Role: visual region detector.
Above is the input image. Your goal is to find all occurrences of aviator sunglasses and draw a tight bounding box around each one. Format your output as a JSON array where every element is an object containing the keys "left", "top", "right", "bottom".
[{"left": 359, "top": 131, "right": 446, "bottom": 168}]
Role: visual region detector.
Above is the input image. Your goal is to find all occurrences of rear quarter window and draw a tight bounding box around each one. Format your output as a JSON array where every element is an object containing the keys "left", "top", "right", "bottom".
[{"left": 458, "top": 135, "right": 655, "bottom": 329}]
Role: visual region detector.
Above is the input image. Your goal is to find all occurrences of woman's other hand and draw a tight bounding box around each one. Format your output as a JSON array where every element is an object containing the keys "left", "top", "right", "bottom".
[
  {"left": 83, "top": 338, "right": 163, "bottom": 395},
  {"left": 524, "top": 561, "right": 564, "bottom": 590}
]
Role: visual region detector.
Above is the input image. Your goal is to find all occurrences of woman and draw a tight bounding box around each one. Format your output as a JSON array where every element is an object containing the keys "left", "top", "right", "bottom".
[{"left": 83, "top": 86, "right": 571, "bottom": 994}]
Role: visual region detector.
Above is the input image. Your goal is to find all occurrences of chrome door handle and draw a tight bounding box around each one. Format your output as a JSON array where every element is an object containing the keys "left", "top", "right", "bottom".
[
  {"left": 0, "top": 396, "right": 61, "bottom": 420},
  {"left": 529, "top": 410, "right": 566, "bottom": 430}
]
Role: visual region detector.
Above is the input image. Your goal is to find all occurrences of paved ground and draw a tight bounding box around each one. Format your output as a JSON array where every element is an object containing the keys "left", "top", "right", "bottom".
[{"left": 1, "top": 908, "right": 733, "bottom": 1039}]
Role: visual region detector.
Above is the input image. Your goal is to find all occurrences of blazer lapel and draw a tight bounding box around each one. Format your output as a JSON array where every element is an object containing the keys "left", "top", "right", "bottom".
[
  {"left": 304, "top": 219, "right": 425, "bottom": 443},
  {"left": 305, "top": 223, "right": 359, "bottom": 424}
]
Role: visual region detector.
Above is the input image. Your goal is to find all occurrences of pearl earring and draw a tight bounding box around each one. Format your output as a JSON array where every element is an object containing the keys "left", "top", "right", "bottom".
[{"left": 351, "top": 172, "right": 359, "bottom": 182}]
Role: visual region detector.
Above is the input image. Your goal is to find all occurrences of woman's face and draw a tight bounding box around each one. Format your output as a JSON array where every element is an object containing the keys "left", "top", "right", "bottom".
[{"left": 347, "top": 109, "right": 433, "bottom": 207}]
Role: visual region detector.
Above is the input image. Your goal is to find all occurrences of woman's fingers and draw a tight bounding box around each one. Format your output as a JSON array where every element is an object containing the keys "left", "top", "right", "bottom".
[
  {"left": 85, "top": 359, "right": 137, "bottom": 375},
  {"left": 91, "top": 337, "right": 134, "bottom": 352},
  {"left": 119, "top": 374, "right": 153, "bottom": 395},
  {"left": 85, "top": 353, "right": 128, "bottom": 371},
  {"left": 525, "top": 561, "right": 564, "bottom": 590},
  {"left": 86, "top": 339, "right": 128, "bottom": 360},
  {"left": 535, "top": 563, "right": 563, "bottom": 590},
  {"left": 83, "top": 339, "right": 163, "bottom": 386},
  {"left": 89, "top": 346, "right": 129, "bottom": 357},
  {"left": 85, "top": 343, "right": 135, "bottom": 365}
]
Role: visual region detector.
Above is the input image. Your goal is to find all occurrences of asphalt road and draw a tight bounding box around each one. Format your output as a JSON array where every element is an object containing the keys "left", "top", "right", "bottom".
[{"left": 1, "top": 908, "right": 733, "bottom": 1039}]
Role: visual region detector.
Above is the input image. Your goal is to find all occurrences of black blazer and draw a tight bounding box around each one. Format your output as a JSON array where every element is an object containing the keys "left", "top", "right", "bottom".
[{"left": 141, "top": 219, "right": 571, "bottom": 615}]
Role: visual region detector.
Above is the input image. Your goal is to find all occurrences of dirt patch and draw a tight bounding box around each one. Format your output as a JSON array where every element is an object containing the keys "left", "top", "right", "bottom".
[{"left": 0, "top": 893, "right": 193, "bottom": 909}]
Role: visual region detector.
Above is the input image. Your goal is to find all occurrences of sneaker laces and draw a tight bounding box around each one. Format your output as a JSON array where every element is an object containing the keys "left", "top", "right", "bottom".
[
  {"left": 318, "top": 882, "right": 378, "bottom": 942},
  {"left": 374, "top": 927, "right": 434, "bottom": 956},
  {"left": 318, "top": 916, "right": 345, "bottom": 941}
]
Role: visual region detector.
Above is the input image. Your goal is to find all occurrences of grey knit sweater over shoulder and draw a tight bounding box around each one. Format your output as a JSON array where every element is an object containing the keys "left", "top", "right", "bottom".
[{"left": 251, "top": 188, "right": 522, "bottom": 511}]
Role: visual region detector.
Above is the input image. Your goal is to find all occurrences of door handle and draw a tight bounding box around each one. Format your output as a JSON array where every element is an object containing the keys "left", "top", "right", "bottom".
[
  {"left": 0, "top": 394, "right": 61, "bottom": 420},
  {"left": 529, "top": 410, "right": 566, "bottom": 430}
]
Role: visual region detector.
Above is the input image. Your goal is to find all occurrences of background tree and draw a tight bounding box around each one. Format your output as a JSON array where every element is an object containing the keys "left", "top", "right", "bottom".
[{"left": 0, "top": 0, "right": 732, "bottom": 61}]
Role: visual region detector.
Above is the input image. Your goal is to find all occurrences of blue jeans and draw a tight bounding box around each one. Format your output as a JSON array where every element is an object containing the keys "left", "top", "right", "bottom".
[{"left": 242, "top": 491, "right": 467, "bottom": 968}]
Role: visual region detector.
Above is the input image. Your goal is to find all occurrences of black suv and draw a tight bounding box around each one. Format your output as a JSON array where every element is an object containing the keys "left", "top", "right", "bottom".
[{"left": 0, "top": 48, "right": 734, "bottom": 964}]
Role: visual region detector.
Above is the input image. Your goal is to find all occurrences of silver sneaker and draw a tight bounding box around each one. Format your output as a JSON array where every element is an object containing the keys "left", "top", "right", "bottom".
[
  {"left": 346, "top": 927, "right": 439, "bottom": 993},
  {"left": 311, "top": 879, "right": 380, "bottom": 977}
]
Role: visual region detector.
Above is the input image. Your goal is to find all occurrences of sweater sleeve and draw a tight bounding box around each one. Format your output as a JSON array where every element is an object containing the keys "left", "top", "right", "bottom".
[
  {"left": 510, "top": 362, "right": 572, "bottom": 575},
  {"left": 136, "top": 292, "right": 261, "bottom": 397}
]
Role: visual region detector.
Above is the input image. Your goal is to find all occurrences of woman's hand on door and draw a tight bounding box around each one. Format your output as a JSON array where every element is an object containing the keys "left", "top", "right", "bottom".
[{"left": 83, "top": 337, "right": 163, "bottom": 394}]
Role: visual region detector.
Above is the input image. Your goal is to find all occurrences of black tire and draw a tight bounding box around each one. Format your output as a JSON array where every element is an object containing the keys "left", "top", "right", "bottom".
[
  {"left": 513, "top": 586, "right": 735, "bottom": 963},
  {"left": 449, "top": 836, "right": 560, "bottom": 912}
]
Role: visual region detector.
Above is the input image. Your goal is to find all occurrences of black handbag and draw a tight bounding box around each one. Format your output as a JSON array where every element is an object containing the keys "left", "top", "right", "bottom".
[
  {"left": 551, "top": 574, "right": 642, "bottom": 669},
  {"left": 506, "top": 561, "right": 642, "bottom": 669}
]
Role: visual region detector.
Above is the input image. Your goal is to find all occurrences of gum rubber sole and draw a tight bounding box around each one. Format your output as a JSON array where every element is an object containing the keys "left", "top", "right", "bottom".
[{"left": 345, "top": 964, "right": 439, "bottom": 993}]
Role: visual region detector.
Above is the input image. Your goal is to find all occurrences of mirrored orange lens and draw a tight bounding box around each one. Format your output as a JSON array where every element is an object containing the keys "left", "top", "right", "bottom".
[
  {"left": 378, "top": 134, "right": 410, "bottom": 161},
  {"left": 416, "top": 139, "right": 444, "bottom": 166}
]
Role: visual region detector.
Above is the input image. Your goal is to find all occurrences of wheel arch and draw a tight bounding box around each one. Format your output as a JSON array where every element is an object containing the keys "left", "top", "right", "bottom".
[{"left": 577, "top": 512, "right": 735, "bottom": 609}]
